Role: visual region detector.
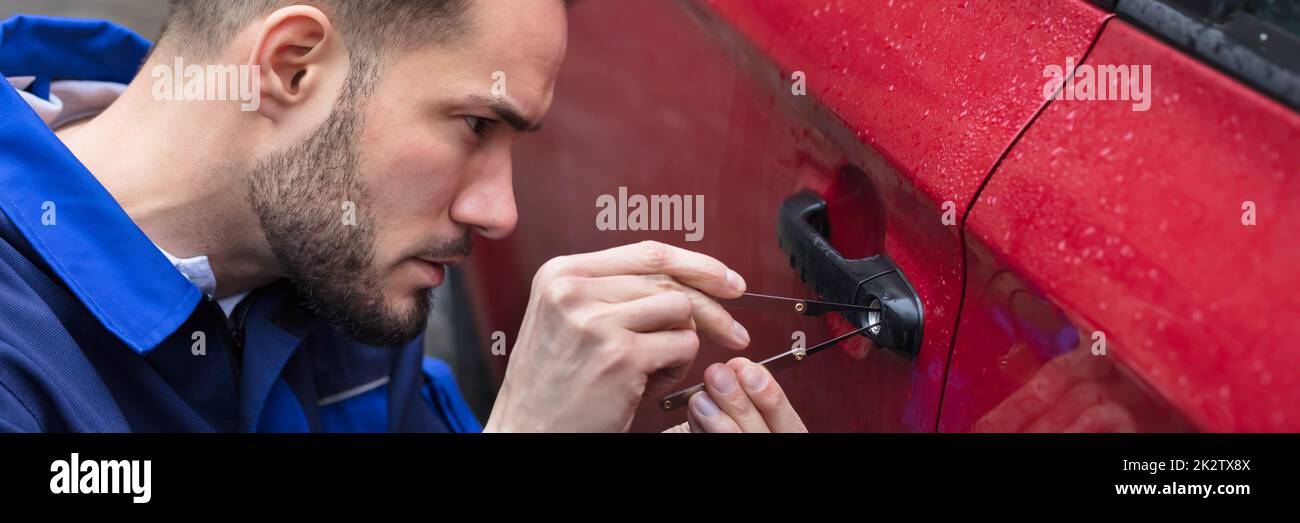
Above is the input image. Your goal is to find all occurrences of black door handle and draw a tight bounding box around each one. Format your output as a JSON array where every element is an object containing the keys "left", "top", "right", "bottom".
[{"left": 777, "top": 190, "right": 924, "bottom": 358}]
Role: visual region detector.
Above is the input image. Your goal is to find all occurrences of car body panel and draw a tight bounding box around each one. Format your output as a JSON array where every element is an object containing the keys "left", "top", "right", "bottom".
[
  {"left": 942, "top": 20, "right": 1300, "bottom": 432},
  {"left": 466, "top": 0, "right": 1111, "bottom": 431}
]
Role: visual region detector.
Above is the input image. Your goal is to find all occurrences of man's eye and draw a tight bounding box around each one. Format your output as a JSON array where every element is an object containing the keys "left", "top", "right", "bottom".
[{"left": 464, "top": 116, "right": 496, "bottom": 135}]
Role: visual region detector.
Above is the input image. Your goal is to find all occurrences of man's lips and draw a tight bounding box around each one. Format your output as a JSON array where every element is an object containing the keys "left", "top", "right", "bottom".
[
  {"left": 418, "top": 256, "right": 463, "bottom": 267},
  {"left": 414, "top": 258, "right": 450, "bottom": 287}
]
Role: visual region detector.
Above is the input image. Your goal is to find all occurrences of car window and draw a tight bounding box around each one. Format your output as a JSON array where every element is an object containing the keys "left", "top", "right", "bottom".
[
  {"left": 1121, "top": 0, "right": 1300, "bottom": 109},
  {"left": 1244, "top": 0, "right": 1300, "bottom": 39}
]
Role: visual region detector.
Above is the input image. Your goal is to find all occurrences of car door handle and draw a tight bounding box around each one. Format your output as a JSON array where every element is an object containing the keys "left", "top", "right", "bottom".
[{"left": 777, "top": 190, "right": 924, "bottom": 358}]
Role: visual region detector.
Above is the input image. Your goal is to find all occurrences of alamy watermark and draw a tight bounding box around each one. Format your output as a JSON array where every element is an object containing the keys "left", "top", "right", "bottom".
[
  {"left": 1043, "top": 57, "right": 1152, "bottom": 112},
  {"left": 152, "top": 57, "right": 261, "bottom": 111},
  {"left": 596, "top": 187, "right": 704, "bottom": 242},
  {"left": 50, "top": 453, "right": 151, "bottom": 504}
]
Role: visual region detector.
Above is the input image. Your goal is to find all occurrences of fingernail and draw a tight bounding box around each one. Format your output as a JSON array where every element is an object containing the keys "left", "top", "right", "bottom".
[
  {"left": 733, "top": 320, "right": 751, "bottom": 345},
  {"left": 708, "top": 364, "right": 738, "bottom": 394},
  {"left": 739, "top": 365, "right": 769, "bottom": 392},
  {"left": 725, "top": 269, "right": 746, "bottom": 293},
  {"left": 692, "top": 393, "right": 721, "bottom": 418}
]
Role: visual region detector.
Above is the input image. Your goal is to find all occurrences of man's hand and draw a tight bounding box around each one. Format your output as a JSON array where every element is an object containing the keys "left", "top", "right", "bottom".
[
  {"left": 685, "top": 358, "right": 807, "bottom": 432},
  {"left": 974, "top": 347, "right": 1140, "bottom": 433},
  {"left": 484, "top": 241, "right": 753, "bottom": 432}
]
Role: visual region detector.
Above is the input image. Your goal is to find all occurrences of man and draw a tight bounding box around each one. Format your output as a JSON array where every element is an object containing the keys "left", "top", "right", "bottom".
[{"left": 0, "top": 0, "right": 805, "bottom": 432}]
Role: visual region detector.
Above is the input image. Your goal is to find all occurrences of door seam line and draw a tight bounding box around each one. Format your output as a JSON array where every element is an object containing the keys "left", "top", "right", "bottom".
[{"left": 931, "top": 13, "right": 1118, "bottom": 432}]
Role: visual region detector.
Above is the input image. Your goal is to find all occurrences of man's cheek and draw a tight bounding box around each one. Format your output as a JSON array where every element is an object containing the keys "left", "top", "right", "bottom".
[{"left": 376, "top": 160, "right": 457, "bottom": 210}]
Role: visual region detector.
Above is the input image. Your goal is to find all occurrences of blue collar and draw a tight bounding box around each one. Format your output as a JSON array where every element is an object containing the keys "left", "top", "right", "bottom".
[{"left": 0, "top": 15, "right": 202, "bottom": 354}]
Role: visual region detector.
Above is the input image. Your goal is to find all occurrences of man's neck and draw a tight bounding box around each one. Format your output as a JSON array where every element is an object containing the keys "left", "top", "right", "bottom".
[{"left": 54, "top": 77, "right": 283, "bottom": 299}]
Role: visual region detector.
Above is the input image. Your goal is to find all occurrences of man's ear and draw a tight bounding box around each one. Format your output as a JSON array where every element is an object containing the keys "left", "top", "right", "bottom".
[{"left": 248, "top": 6, "right": 344, "bottom": 122}]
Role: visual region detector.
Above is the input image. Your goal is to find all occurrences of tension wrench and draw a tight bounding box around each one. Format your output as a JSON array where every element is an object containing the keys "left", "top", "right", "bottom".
[{"left": 659, "top": 291, "right": 881, "bottom": 411}]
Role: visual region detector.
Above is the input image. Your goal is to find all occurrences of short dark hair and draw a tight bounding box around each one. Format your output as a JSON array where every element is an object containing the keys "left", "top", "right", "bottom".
[
  {"left": 159, "top": 0, "right": 475, "bottom": 107},
  {"left": 160, "top": 0, "right": 572, "bottom": 109},
  {"left": 161, "top": 0, "right": 473, "bottom": 60}
]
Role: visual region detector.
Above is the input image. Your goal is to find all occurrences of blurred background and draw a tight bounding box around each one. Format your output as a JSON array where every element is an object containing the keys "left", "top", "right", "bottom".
[
  {"left": 1, "top": 0, "right": 166, "bottom": 38},
  {"left": 0, "top": 0, "right": 498, "bottom": 423}
]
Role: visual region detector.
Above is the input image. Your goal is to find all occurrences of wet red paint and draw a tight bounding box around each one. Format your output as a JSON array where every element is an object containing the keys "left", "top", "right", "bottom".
[
  {"left": 465, "top": 0, "right": 1112, "bottom": 431},
  {"left": 944, "top": 22, "right": 1300, "bottom": 431},
  {"left": 705, "top": 0, "right": 1108, "bottom": 216}
]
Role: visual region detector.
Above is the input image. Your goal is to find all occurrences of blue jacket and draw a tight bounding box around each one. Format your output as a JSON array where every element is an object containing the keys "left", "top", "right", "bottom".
[{"left": 0, "top": 15, "right": 482, "bottom": 433}]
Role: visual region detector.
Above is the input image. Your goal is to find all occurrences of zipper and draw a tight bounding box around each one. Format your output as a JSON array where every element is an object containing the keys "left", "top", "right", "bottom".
[
  {"left": 228, "top": 294, "right": 255, "bottom": 379},
  {"left": 205, "top": 293, "right": 255, "bottom": 386}
]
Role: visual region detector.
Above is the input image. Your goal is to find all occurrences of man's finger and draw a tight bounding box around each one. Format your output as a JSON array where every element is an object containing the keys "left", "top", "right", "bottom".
[
  {"left": 587, "top": 274, "right": 750, "bottom": 350},
  {"left": 687, "top": 391, "right": 740, "bottom": 433},
  {"left": 687, "top": 415, "right": 705, "bottom": 433},
  {"left": 629, "top": 329, "right": 700, "bottom": 377},
  {"left": 727, "top": 358, "right": 807, "bottom": 433},
  {"left": 702, "top": 363, "right": 769, "bottom": 432},
  {"left": 604, "top": 291, "right": 694, "bottom": 333},
  {"left": 550, "top": 241, "right": 746, "bottom": 299}
]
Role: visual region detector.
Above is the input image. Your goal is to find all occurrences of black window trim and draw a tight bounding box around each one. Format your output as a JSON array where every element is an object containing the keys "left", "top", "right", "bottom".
[{"left": 1087, "top": 0, "right": 1300, "bottom": 112}]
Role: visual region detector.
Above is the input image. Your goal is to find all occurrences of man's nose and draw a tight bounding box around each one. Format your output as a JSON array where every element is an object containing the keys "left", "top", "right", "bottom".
[{"left": 451, "top": 154, "right": 518, "bottom": 240}]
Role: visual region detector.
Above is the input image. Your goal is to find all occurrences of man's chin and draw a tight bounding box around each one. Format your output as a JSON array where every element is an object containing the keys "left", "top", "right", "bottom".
[
  {"left": 336, "top": 313, "right": 429, "bottom": 347},
  {"left": 313, "top": 290, "right": 433, "bottom": 348}
]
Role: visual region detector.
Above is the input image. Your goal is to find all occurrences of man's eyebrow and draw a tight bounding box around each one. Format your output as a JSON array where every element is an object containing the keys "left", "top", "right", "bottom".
[{"left": 470, "top": 94, "right": 542, "bottom": 133}]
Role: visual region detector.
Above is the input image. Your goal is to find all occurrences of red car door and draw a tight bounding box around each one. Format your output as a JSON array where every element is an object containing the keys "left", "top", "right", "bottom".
[
  {"left": 942, "top": 2, "right": 1300, "bottom": 432},
  {"left": 465, "top": 0, "right": 1109, "bottom": 431}
]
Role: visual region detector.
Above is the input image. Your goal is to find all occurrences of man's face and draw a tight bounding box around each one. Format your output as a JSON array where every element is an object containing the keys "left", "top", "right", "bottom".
[{"left": 249, "top": 0, "right": 568, "bottom": 346}]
